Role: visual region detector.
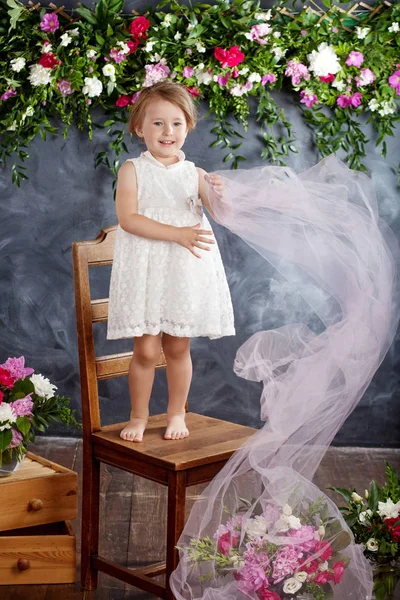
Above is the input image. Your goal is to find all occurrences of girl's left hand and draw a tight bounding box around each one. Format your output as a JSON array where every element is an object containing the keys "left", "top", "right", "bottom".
[{"left": 205, "top": 174, "right": 224, "bottom": 199}]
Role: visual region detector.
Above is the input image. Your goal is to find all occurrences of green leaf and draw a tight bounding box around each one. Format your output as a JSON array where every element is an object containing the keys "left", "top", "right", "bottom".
[
  {"left": 0, "top": 430, "right": 12, "bottom": 452},
  {"left": 106, "top": 24, "right": 114, "bottom": 37},
  {"left": 368, "top": 480, "right": 379, "bottom": 511},
  {"left": 16, "top": 416, "right": 31, "bottom": 436},
  {"left": 95, "top": 33, "right": 105, "bottom": 46},
  {"left": 75, "top": 6, "right": 98, "bottom": 25},
  {"left": 223, "top": 152, "right": 234, "bottom": 163},
  {"left": 327, "top": 486, "right": 353, "bottom": 504}
]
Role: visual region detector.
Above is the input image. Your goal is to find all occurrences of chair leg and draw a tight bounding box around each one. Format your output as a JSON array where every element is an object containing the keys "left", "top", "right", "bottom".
[
  {"left": 165, "top": 471, "right": 187, "bottom": 600},
  {"left": 80, "top": 443, "right": 100, "bottom": 591}
]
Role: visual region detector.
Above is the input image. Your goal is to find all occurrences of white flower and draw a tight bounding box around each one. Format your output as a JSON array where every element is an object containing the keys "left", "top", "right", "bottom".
[
  {"left": 60, "top": 33, "right": 72, "bottom": 47},
  {"left": 255, "top": 10, "right": 271, "bottom": 21},
  {"left": 365, "top": 490, "right": 369, "bottom": 499},
  {"left": 238, "top": 67, "right": 249, "bottom": 75},
  {"left": 82, "top": 76, "right": 103, "bottom": 97},
  {"left": 272, "top": 45, "right": 287, "bottom": 59},
  {"left": 355, "top": 26, "right": 370, "bottom": 40},
  {"left": 320, "top": 561, "right": 329, "bottom": 571},
  {"left": 359, "top": 509, "right": 373, "bottom": 523},
  {"left": 230, "top": 84, "right": 246, "bottom": 97},
  {"left": 22, "top": 105, "right": 34, "bottom": 120},
  {"left": 245, "top": 516, "right": 268, "bottom": 539},
  {"left": 145, "top": 41, "right": 155, "bottom": 52},
  {"left": 294, "top": 572, "right": 308, "bottom": 583},
  {"left": 195, "top": 67, "right": 212, "bottom": 85},
  {"left": 149, "top": 52, "right": 162, "bottom": 63},
  {"left": 273, "top": 31, "right": 281, "bottom": 38},
  {"left": 243, "top": 32, "right": 252, "bottom": 40},
  {"left": 86, "top": 49, "right": 97, "bottom": 58},
  {"left": 69, "top": 27, "right": 80, "bottom": 37},
  {"left": 102, "top": 64, "right": 116, "bottom": 79},
  {"left": 10, "top": 57, "right": 26, "bottom": 72},
  {"left": 187, "top": 23, "right": 194, "bottom": 32},
  {"left": 230, "top": 554, "right": 245, "bottom": 569},
  {"left": 331, "top": 79, "right": 346, "bottom": 91},
  {"left": 307, "top": 42, "right": 341, "bottom": 77},
  {"left": 30, "top": 373, "right": 57, "bottom": 399},
  {"left": 174, "top": 32, "right": 182, "bottom": 41},
  {"left": 377, "top": 498, "right": 400, "bottom": 519},
  {"left": 318, "top": 525, "right": 325, "bottom": 537},
  {"left": 388, "top": 22, "right": 399, "bottom": 33},
  {"left": 0, "top": 403, "right": 16, "bottom": 431},
  {"left": 162, "top": 13, "right": 173, "bottom": 27},
  {"left": 248, "top": 72, "right": 261, "bottom": 83},
  {"left": 368, "top": 98, "right": 380, "bottom": 112},
  {"left": 117, "top": 41, "right": 130, "bottom": 54},
  {"left": 378, "top": 101, "right": 397, "bottom": 116},
  {"left": 351, "top": 492, "right": 363, "bottom": 503},
  {"left": 283, "top": 577, "right": 302, "bottom": 594},
  {"left": 282, "top": 504, "right": 292, "bottom": 516},
  {"left": 28, "top": 63, "right": 53, "bottom": 86},
  {"left": 41, "top": 43, "right": 53, "bottom": 54},
  {"left": 286, "top": 514, "right": 301, "bottom": 529},
  {"left": 196, "top": 42, "right": 206, "bottom": 53},
  {"left": 7, "top": 120, "right": 17, "bottom": 131},
  {"left": 366, "top": 538, "right": 379, "bottom": 552}
]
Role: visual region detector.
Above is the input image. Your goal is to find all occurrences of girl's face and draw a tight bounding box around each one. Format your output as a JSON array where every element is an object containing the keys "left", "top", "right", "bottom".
[{"left": 136, "top": 98, "right": 188, "bottom": 165}]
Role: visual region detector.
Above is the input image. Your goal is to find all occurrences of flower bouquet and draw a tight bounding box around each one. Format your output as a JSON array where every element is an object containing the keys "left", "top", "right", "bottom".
[
  {"left": 329, "top": 463, "right": 400, "bottom": 600},
  {"left": 0, "top": 356, "right": 79, "bottom": 470},
  {"left": 186, "top": 496, "right": 352, "bottom": 599}
]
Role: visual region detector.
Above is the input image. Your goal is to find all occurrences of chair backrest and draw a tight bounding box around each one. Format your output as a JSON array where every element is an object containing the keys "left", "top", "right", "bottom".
[{"left": 72, "top": 226, "right": 166, "bottom": 433}]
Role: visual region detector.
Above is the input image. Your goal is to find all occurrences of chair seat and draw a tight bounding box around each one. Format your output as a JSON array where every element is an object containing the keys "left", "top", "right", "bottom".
[{"left": 93, "top": 412, "right": 256, "bottom": 473}]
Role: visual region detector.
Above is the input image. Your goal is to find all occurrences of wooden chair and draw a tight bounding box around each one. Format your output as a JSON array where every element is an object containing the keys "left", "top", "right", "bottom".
[{"left": 72, "top": 226, "right": 256, "bottom": 599}]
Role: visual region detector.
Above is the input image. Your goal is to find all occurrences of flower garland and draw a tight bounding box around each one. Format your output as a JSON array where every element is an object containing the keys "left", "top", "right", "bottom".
[{"left": 0, "top": 0, "right": 399, "bottom": 188}]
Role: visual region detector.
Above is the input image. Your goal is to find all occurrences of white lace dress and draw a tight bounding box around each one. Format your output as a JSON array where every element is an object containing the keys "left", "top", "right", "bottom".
[{"left": 107, "top": 151, "right": 235, "bottom": 340}]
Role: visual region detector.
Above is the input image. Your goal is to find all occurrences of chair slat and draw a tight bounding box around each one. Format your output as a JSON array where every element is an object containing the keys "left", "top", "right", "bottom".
[
  {"left": 91, "top": 298, "right": 108, "bottom": 323},
  {"left": 95, "top": 351, "right": 166, "bottom": 380},
  {"left": 86, "top": 227, "right": 117, "bottom": 267}
]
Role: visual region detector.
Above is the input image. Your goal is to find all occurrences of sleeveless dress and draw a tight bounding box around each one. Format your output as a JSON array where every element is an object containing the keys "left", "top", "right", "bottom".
[{"left": 107, "top": 150, "right": 235, "bottom": 340}]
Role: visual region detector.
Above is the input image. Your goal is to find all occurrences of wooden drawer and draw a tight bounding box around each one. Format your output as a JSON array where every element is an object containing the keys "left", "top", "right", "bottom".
[
  {"left": 0, "top": 452, "right": 78, "bottom": 531},
  {"left": 0, "top": 521, "right": 76, "bottom": 584}
]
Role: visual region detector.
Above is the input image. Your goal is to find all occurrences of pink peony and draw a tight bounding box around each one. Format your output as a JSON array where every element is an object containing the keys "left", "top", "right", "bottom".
[
  {"left": 182, "top": 66, "right": 194, "bottom": 78},
  {"left": 272, "top": 546, "right": 300, "bottom": 583},
  {"left": 10, "top": 394, "right": 33, "bottom": 417},
  {"left": 351, "top": 91, "right": 362, "bottom": 107},
  {"left": 57, "top": 79, "right": 74, "bottom": 97},
  {"left": 237, "top": 564, "right": 268, "bottom": 594},
  {"left": 332, "top": 560, "right": 345, "bottom": 584},
  {"left": 285, "top": 525, "right": 317, "bottom": 552},
  {"left": 0, "top": 88, "right": 17, "bottom": 101},
  {"left": 40, "top": 13, "right": 60, "bottom": 32},
  {"left": 388, "top": 70, "right": 400, "bottom": 95},
  {"left": 355, "top": 67, "right": 375, "bottom": 87},
  {"left": 345, "top": 51, "right": 364, "bottom": 68},
  {"left": 336, "top": 94, "right": 352, "bottom": 108},
  {"left": 249, "top": 23, "right": 272, "bottom": 44},
  {"left": 143, "top": 62, "right": 170, "bottom": 87},
  {"left": 261, "top": 73, "right": 276, "bottom": 85},
  {"left": 9, "top": 428, "right": 23, "bottom": 448},
  {"left": 300, "top": 89, "right": 318, "bottom": 108},
  {"left": 1, "top": 357, "right": 34, "bottom": 381}
]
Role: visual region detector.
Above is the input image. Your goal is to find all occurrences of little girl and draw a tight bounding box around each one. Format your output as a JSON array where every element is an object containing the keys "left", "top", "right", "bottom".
[{"left": 107, "top": 81, "right": 235, "bottom": 443}]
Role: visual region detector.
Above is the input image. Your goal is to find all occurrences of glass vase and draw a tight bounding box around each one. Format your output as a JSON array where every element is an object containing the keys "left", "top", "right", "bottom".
[{"left": 372, "top": 558, "right": 400, "bottom": 600}]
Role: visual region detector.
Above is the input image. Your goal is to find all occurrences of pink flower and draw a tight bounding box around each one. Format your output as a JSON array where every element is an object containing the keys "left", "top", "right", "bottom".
[
  {"left": 10, "top": 394, "right": 33, "bottom": 417},
  {"left": 332, "top": 560, "right": 345, "bottom": 584},
  {"left": 303, "top": 558, "right": 319, "bottom": 574},
  {"left": 261, "top": 73, "right": 276, "bottom": 85},
  {"left": 345, "top": 51, "right": 364, "bottom": 68},
  {"left": 130, "top": 91, "right": 141, "bottom": 104},
  {"left": 355, "top": 67, "right": 375, "bottom": 87},
  {"left": 332, "top": 27, "right": 338, "bottom": 33},
  {"left": 320, "top": 73, "right": 335, "bottom": 83},
  {"left": 57, "top": 79, "right": 74, "bottom": 97},
  {"left": 237, "top": 564, "right": 268, "bottom": 594},
  {"left": 0, "top": 390, "right": 3, "bottom": 404},
  {"left": 0, "top": 368, "right": 15, "bottom": 388},
  {"left": 0, "top": 88, "right": 17, "bottom": 101},
  {"left": 300, "top": 89, "right": 318, "bottom": 108},
  {"left": 257, "top": 589, "right": 280, "bottom": 600},
  {"left": 186, "top": 86, "right": 200, "bottom": 97},
  {"left": 314, "top": 540, "right": 332, "bottom": 562},
  {"left": 40, "top": 13, "right": 60, "bottom": 32},
  {"left": 9, "top": 428, "right": 23, "bottom": 448},
  {"left": 115, "top": 94, "right": 131, "bottom": 107},
  {"left": 272, "top": 546, "right": 300, "bottom": 584},
  {"left": 127, "top": 40, "right": 140, "bottom": 54},
  {"left": 301, "top": 30, "right": 307, "bottom": 36},
  {"left": 351, "top": 91, "right": 362, "bottom": 107},
  {"left": 217, "top": 531, "right": 240, "bottom": 555},
  {"left": 0, "top": 357, "right": 34, "bottom": 381},
  {"left": 143, "top": 62, "right": 170, "bottom": 87},
  {"left": 314, "top": 570, "right": 333, "bottom": 585},
  {"left": 217, "top": 73, "right": 230, "bottom": 86},
  {"left": 285, "top": 60, "right": 310, "bottom": 85},
  {"left": 214, "top": 45, "right": 245, "bottom": 68},
  {"left": 249, "top": 23, "right": 272, "bottom": 44},
  {"left": 110, "top": 48, "right": 126, "bottom": 64},
  {"left": 285, "top": 525, "right": 317, "bottom": 552},
  {"left": 185, "top": 48, "right": 192, "bottom": 55},
  {"left": 336, "top": 94, "right": 352, "bottom": 107},
  {"left": 232, "top": 68, "right": 239, "bottom": 78},
  {"left": 243, "top": 546, "right": 270, "bottom": 568},
  {"left": 388, "top": 70, "right": 400, "bottom": 95},
  {"left": 182, "top": 66, "right": 194, "bottom": 78}
]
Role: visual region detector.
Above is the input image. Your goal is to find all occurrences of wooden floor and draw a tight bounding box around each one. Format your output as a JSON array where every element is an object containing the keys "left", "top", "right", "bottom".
[{"left": 2, "top": 437, "right": 400, "bottom": 599}]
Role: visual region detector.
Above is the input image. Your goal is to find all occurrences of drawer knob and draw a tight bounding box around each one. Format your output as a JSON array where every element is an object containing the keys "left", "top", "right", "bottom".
[
  {"left": 17, "top": 558, "right": 30, "bottom": 571},
  {"left": 28, "top": 498, "right": 44, "bottom": 511}
]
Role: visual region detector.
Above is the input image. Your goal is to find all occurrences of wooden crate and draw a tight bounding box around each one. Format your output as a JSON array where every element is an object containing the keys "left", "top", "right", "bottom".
[
  {"left": 0, "top": 521, "right": 76, "bottom": 584},
  {"left": 0, "top": 452, "right": 78, "bottom": 531}
]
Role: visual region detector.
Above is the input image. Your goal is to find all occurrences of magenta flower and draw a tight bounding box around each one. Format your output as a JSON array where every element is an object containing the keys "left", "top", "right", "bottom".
[
  {"left": 261, "top": 73, "right": 276, "bottom": 85},
  {"left": 272, "top": 546, "right": 300, "bottom": 584},
  {"left": 345, "top": 51, "right": 364, "bottom": 68},
  {"left": 182, "top": 66, "right": 194, "bottom": 78},
  {"left": 110, "top": 48, "right": 126, "bottom": 64},
  {"left": 336, "top": 94, "right": 352, "bottom": 108},
  {"left": 143, "top": 62, "right": 170, "bottom": 87},
  {"left": 237, "top": 564, "right": 268, "bottom": 594},
  {"left": 40, "top": 13, "right": 60, "bottom": 33},
  {"left": 249, "top": 23, "right": 272, "bottom": 44},
  {"left": 10, "top": 394, "right": 33, "bottom": 417},
  {"left": 355, "top": 67, "right": 375, "bottom": 87},
  {"left": 9, "top": 429, "right": 23, "bottom": 448},
  {"left": 186, "top": 86, "right": 200, "bottom": 97},
  {"left": 388, "top": 70, "right": 400, "bottom": 95},
  {"left": 0, "top": 357, "right": 34, "bottom": 381},
  {"left": 0, "top": 88, "right": 17, "bottom": 101},
  {"left": 130, "top": 91, "right": 141, "bottom": 105},
  {"left": 57, "top": 79, "right": 74, "bottom": 97},
  {"left": 300, "top": 89, "right": 318, "bottom": 108},
  {"left": 351, "top": 91, "right": 362, "bottom": 107},
  {"left": 285, "top": 60, "right": 310, "bottom": 85},
  {"left": 217, "top": 73, "right": 230, "bottom": 86}
]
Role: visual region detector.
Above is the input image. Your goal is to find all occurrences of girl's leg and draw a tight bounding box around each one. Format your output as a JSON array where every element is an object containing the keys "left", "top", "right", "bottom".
[
  {"left": 120, "top": 333, "right": 162, "bottom": 442},
  {"left": 162, "top": 334, "right": 191, "bottom": 440}
]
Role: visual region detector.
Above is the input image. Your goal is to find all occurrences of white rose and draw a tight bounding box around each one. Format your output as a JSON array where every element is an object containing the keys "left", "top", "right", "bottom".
[
  {"left": 286, "top": 514, "right": 302, "bottom": 530},
  {"left": 307, "top": 42, "right": 341, "bottom": 77},
  {"left": 0, "top": 403, "right": 17, "bottom": 431},
  {"left": 82, "top": 76, "right": 103, "bottom": 97},
  {"left": 10, "top": 57, "right": 26, "bottom": 72},
  {"left": 86, "top": 49, "right": 97, "bottom": 58},
  {"left": 174, "top": 32, "right": 182, "bottom": 41},
  {"left": 283, "top": 577, "right": 302, "bottom": 594},
  {"left": 245, "top": 516, "right": 268, "bottom": 539},
  {"left": 318, "top": 525, "right": 325, "bottom": 538},
  {"left": 351, "top": 492, "right": 363, "bottom": 503},
  {"left": 366, "top": 538, "right": 379, "bottom": 552},
  {"left": 377, "top": 498, "right": 400, "bottom": 519},
  {"left": 248, "top": 72, "right": 261, "bottom": 83},
  {"left": 196, "top": 42, "right": 206, "bottom": 53},
  {"left": 30, "top": 373, "right": 57, "bottom": 400},
  {"left": 282, "top": 504, "right": 292, "bottom": 516},
  {"left": 28, "top": 64, "right": 53, "bottom": 86},
  {"left": 60, "top": 33, "right": 72, "bottom": 47},
  {"left": 295, "top": 572, "right": 308, "bottom": 583},
  {"left": 359, "top": 509, "right": 373, "bottom": 523},
  {"left": 388, "top": 22, "right": 399, "bottom": 33},
  {"left": 355, "top": 26, "right": 370, "bottom": 40}
]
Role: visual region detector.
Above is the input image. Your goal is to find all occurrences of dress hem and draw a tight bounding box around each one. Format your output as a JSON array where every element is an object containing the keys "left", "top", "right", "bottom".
[{"left": 107, "top": 325, "right": 236, "bottom": 340}]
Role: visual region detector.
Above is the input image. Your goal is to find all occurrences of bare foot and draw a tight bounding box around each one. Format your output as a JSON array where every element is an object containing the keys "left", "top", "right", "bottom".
[
  {"left": 120, "top": 416, "right": 148, "bottom": 442},
  {"left": 164, "top": 413, "right": 189, "bottom": 440}
]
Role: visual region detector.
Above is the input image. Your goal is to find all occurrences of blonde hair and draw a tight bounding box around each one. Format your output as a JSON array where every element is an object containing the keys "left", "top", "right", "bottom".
[{"left": 128, "top": 81, "right": 197, "bottom": 136}]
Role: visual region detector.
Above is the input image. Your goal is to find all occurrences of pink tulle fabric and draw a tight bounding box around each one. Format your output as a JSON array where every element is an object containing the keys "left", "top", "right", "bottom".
[{"left": 170, "top": 155, "right": 399, "bottom": 599}]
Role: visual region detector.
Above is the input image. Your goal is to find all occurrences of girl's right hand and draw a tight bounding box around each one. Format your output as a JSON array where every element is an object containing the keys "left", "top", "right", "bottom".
[{"left": 175, "top": 223, "right": 215, "bottom": 259}]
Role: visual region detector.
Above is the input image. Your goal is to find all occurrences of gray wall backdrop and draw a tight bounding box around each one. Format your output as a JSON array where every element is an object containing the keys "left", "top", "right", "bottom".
[{"left": 1, "top": 0, "right": 399, "bottom": 446}]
